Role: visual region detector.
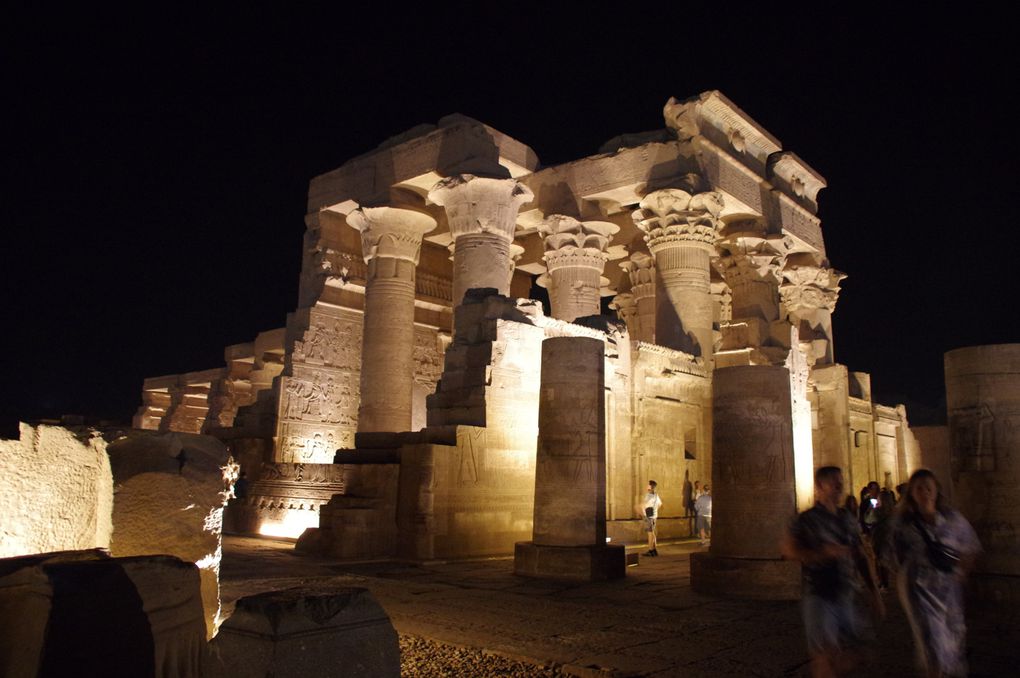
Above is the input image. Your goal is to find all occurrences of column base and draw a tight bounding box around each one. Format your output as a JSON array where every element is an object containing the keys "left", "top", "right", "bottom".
[
  {"left": 690, "top": 552, "right": 800, "bottom": 600},
  {"left": 513, "top": 542, "right": 626, "bottom": 581}
]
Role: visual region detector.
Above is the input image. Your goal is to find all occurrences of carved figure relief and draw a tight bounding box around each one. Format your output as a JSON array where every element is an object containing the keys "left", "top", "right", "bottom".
[{"left": 293, "top": 316, "right": 363, "bottom": 369}]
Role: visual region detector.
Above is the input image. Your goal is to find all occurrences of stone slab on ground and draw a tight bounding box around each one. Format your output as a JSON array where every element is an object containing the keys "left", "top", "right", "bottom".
[{"left": 208, "top": 586, "right": 399, "bottom": 677}]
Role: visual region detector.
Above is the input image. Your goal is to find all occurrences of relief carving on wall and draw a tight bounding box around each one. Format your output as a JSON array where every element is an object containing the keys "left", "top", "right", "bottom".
[{"left": 292, "top": 315, "right": 363, "bottom": 369}]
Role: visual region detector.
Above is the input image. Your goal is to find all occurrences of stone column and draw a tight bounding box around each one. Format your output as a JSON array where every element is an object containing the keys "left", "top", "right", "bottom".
[
  {"left": 779, "top": 264, "right": 846, "bottom": 365},
  {"left": 514, "top": 336, "right": 626, "bottom": 580},
  {"left": 536, "top": 215, "right": 618, "bottom": 322},
  {"left": 633, "top": 188, "right": 724, "bottom": 360},
  {"left": 690, "top": 364, "right": 801, "bottom": 599},
  {"left": 347, "top": 206, "right": 436, "bottom": 433},
  {"left": 618, "top": 251, "right": 656, "bottom": 343},
  {"left": 946, "top": 344, "right": 1020, "bottom": 602},
  {"left": 428, "top": 174, "right": 533, "bottom": 307}
]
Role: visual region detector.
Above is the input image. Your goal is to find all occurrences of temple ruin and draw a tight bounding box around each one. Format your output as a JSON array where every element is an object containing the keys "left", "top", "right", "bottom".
[{"left": 133, "top": 91, "right": 923, "bottom": 583}]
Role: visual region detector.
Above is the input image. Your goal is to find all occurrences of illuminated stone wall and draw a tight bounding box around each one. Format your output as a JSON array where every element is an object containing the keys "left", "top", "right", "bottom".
[
  {"left": 0, "top": 423, "right": 113, "bottom": 558},
  {"left": 106, "top": 430, "right": 236, "bottom": 638}
]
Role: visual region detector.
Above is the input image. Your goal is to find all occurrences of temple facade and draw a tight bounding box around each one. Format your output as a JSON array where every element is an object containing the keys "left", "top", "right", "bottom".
[{"left": 135, "top": 91, "right": 921, "bottom": 558}]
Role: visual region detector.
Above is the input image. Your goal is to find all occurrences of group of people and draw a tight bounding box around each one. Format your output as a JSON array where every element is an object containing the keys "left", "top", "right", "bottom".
[
  {"left": 783, "top": 467, "right": 981, "bottom": 677},
  {"left": 637, "top": 478, "right": 712, "bottom": 557}
]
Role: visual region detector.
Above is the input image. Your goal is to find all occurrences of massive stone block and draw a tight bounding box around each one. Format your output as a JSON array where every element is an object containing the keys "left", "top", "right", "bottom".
[
  {"left": 0, "top": 423, "right": 113, "bottom": 558},
  {"left": 0, "top": 551, "right": 206, "bottom": 678},
  {"left": 207, "top": 587, "right": 399, "bottom": 678},
  {"left": 106, "top": 430, "right": 235, "bottom": 638}
]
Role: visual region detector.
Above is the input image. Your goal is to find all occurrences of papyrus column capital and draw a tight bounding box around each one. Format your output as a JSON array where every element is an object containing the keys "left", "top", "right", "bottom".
[
  {"left": 347, "top": 206, "right": 436, "bottom": 266},
  {"left": 632, "top": 188, "right": 725, "bottom": 254},
  {"left": 779, "top": 265, "right": 847, "bottom": 313},
  {"left": 535, "top": 215, "right": 618, "bottom": 322},
  {"left": 428, "top": 174, "right": 534, "bottom": 242}
]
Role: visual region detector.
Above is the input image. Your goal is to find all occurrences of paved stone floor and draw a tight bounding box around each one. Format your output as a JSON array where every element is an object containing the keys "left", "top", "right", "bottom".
[{"left": 220, "top": 537, "right": 1018, "bottom": 677}]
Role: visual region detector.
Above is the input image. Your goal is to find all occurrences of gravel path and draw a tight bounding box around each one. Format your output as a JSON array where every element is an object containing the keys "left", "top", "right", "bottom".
[{"left": 400, "top": 635, "right": 568, "bottom": 677}]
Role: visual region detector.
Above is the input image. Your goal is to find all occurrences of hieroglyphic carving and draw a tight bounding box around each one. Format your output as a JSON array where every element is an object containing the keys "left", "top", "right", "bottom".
[
  {"left": 281, "top": 370, "right": 358, "bottom": 427},
  {"left": 716, "top": 397, "right": 792, "bottom": 487},
  {"left": 292, "top": 315, "right": 362, "bottom": 369},
  {"left": 950, "top": 403, "right": 997, "bottom": 472},
  {"left": 413, "top": 329, "right": 444, "bottom": 388}
]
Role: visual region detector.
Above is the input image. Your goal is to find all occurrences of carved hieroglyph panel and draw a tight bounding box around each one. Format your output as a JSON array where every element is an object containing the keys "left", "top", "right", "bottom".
[
  {"left": 413, "top": 327, "right": 445, "bottom": 390},
  {"left": 277, "top": 422, "right": 354, "bottom": 463},
  {"left": 292, "top": 311, "right": 363, "bottom": 370}
]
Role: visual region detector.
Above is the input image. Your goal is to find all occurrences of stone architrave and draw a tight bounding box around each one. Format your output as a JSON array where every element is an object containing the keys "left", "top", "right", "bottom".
[
  {"left": 514, "top": 336, "right": 626, "bottom": 580},
  {"left": 536, "top": 215, "right": 618, "bottom": 322},
  {"left": 0, "top": 424, "right": 112, "bottom": 559},
  {"left": 780, "top": 264, "right": 846, "bottom": 365},
  {"left": 0, "top": 552, "right": 207, "bottom": 678},
  {"left": 207, "top": 587, "right": 399, "bottom": 678},
  {"left": 690, "top": 364, "right": 801, "bottom": 599},
  {"left": 347, "top": 206, "right": 436, "bottom": 433},
  {"left": 428, "top": 174, "right": 533, "bottom": 308},
  {"left": 633, "top": 187, "right": 724, "bottom": 360},
  {"left": 618, "top": 251, "right": 656, "bottom": 343},
  {"left": 945, "top": 344, "right": 1020, "bottom": 601}
]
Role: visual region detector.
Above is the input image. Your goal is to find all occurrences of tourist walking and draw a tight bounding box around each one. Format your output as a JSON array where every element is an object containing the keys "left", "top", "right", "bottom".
[
  {"left": 889, "top": 469, "right": 981, "bottom": 677},
  {"left": 782, "top": 466, "right": 884, "bottom": 678},
  {"left": 638, "top": 480, "right": 662, "bottom": 557},
  {"left": 694, "top": 485, "right": 712, "bottom": 545}
]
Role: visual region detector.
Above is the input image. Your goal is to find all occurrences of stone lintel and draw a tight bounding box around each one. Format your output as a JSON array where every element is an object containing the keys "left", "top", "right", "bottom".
[{"left": 308, "top": 119, "right": 538, "bottom": 213}]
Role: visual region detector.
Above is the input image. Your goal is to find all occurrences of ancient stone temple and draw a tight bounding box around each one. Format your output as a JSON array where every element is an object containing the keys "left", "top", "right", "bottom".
[{"left": 135, "top": 91, "right": 921, "bottom": 585}]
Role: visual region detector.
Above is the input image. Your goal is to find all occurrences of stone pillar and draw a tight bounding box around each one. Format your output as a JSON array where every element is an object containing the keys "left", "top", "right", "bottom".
[
  {"left": 945, "top": 344, "right": 1020, "bottom": 601},
  {"left": 428, "top": 174, "right": 533, "bottom": 308},
  {"left": 347, "top": 206, "right": 436, "bottom": 433},
  {"left": 633, "top": 188, "right": 723, "bottom": 360},
  {"left": 780, "top": 264, "right": 846, "bottom": 365},
  {"left": 514, "top": 337, "right": 626, "bottom": 580},
  {"left": 618, "top": 251, "right": 656, "bottom": 343},
  {"left": 690, "top": 365, "right": 801, "bottom": 599},
  {"left": 536, "top": 215, "right": 618, "bottom": 322}
]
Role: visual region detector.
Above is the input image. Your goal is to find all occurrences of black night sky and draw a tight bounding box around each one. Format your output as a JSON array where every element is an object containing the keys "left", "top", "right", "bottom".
[{"left": 3, "top": 7, "right": 1017, "bottom": 438}]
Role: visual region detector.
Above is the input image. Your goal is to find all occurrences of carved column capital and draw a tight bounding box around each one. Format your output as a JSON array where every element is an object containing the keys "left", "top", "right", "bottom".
[
  {"left": 779, "top": 265, "right": 847, "bottom": 313},
  {"left": 619, "top": 251, "right": 655, "bottom": 295},
  {"left": 609, "top": 292, "right": 637, "bottom": 322},
  {"left": 428, "top": 174, "right": 534, "bottom": 242},
  {"left": 535, "top": 215, "right": 618, "bottom": 322},
  {"left": 632, "top": 188, "right": 725, "bottom": 253},
  {"left": 538, "top": 215, "right": 618, "bottom": 272},
  {"left": 347, "top": 206, "right": 436, "bottom": 266},
  {"left": 714, "top": 232, "right": 790, "bottom": 286}
]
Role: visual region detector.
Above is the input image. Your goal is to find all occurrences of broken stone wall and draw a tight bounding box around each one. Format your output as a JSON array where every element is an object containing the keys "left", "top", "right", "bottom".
[
  {"left": 106, "top": 430, "right": 235, "bottom": 638},
  {"left": 0, "top": 423, "right": 113, "bottom": 558}
]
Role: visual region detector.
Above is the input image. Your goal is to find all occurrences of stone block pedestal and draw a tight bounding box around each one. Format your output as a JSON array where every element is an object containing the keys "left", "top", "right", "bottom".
[
  {"left": 690, "top": 552, "right": 800, "bottom": 600},
  {"left": 514, "top": 542, "right": 626, "bottom": 581}
]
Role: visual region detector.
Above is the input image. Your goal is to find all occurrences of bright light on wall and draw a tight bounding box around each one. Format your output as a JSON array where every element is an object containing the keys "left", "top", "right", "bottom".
[{"left": 257, "top": 509, "right": 319, "bottom": 539}]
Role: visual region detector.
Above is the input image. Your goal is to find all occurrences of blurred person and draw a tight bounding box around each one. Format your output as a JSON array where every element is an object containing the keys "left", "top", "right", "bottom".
[
  {"left": 782, "top": 467, "right": 884, "bottom": 677},
  {"left": 695, "top": 485, "right": 712, "bottom": 546},
  {"left": 890, "top": 469, "right": 980, "bottom": 677}
]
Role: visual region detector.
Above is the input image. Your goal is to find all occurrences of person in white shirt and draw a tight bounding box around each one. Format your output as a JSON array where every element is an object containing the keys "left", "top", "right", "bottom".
[
  {"left": 638, "top": 480, "right": 663, "bottom": 557},
  {"left": 695, "top": 485, "right": 712, "bottom": 545}
]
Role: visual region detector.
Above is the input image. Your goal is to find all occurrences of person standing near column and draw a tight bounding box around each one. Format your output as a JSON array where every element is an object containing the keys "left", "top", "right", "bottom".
[
  {"left": 695, "top": 485, "right": 712, "bottom": 546},
  {"left": 638, "top": 480, "right": 662, "bottom": 557}
]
